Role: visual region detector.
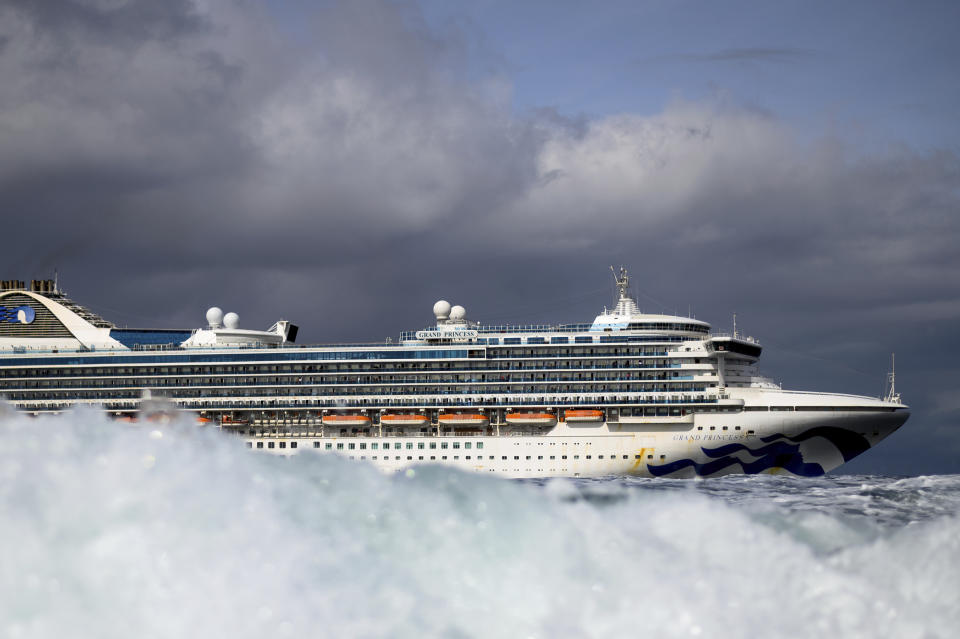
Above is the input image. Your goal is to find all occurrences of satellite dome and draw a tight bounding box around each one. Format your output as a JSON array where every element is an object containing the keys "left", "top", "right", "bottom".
[
  {"left": 450, "top": 305, "right": 466, "bottom": 321},
  {"left": 206, "top": 307, "right": 224, "bottom": 328},
  {"left": 433, "top": 300, "right": 451, "bottom": 320},
  {"left": 223, "top": 312, "right": 240, "bottom": 329}
]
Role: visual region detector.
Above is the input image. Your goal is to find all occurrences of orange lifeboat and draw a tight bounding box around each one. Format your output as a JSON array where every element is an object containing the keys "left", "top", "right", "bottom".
[
  {"left": 505, "top": 412, "right": 557, "bottom": 426},
  {"left": 221, "top": 416, "right": 249, "bottom": 427},
  {"left": 380, "top": 413, "right": 430, "bottom": 427},
  {"left": 322, "top": 414, "right": 372, "bottom": 427},
  {"left": 196, "top": 416, "right": 215, "bottom": 425},
  {"left": 438, "top": 412, "right": 489, "bottom": 427},
  {"left": 563, "top": 409, "right": 604, "bottom": 423}
]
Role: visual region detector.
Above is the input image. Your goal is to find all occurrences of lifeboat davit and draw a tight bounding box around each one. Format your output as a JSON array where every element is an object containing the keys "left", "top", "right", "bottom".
[
  {"left": 505, "top": 412, "right": 557, "bottom": 426},
  {"left": 563, "top": 409, "right": 604, "bottom": 423},
  {"left": 380, "top": 413, "right": 430, "bottom": 426},
  {"left": 438, "top": 413, "right": 489, "bottom": 426},
  {"left": 322, "top": 414, "right": 372, "bottom": 427}
]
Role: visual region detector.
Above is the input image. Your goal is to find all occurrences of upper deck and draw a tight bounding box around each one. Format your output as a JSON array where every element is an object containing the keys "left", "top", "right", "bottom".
[{"left": 0, "top": 270, "right": 757, "bottom": 361}]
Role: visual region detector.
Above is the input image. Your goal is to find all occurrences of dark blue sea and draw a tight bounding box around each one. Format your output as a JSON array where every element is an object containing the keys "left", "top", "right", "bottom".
[{"left": 1, "top": 407, "right": 957, "bottom": 638}]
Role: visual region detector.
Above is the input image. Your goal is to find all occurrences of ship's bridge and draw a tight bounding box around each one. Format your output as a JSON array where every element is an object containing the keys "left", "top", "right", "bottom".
[{"left": 589, "top": 267, "right": 710, "bottom": 338}]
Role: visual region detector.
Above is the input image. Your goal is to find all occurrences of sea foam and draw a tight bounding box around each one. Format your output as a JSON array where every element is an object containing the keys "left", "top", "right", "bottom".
[{"left": 1, "top": 408, "right": 957, "bottom": 638}]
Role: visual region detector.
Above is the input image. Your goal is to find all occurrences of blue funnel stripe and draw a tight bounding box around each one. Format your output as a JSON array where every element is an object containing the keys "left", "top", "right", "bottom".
[{"left": 760, "top": 427, "right": 870, "bottom": 462}]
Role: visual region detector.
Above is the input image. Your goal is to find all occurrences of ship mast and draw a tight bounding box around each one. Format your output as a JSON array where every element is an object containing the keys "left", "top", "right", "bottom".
[
  {"left": 611, "top": 265, "right": 630, "bottom": 302},
  {"left": 884, "top": 353, "right": 901, "bottom": 403}
]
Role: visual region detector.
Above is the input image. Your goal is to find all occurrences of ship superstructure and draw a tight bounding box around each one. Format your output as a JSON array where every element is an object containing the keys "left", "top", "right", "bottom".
[{"left": 0, "top": 272, "right": 909, "bottom": 478}]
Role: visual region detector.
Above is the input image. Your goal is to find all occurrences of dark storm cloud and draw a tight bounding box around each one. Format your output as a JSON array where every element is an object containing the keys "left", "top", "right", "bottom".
[{"left": 1, "top": 0, "right": 958, "bottom": 472}]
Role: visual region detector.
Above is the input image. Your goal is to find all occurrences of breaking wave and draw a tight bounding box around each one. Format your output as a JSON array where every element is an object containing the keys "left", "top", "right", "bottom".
[{"left": 1, "top": 407, "right": 957, "bottom": 638}]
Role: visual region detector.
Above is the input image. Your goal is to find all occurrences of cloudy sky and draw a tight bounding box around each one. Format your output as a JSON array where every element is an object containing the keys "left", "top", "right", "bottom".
[{"left": 2, "top": 0, "right": 958, "bottom": 473}]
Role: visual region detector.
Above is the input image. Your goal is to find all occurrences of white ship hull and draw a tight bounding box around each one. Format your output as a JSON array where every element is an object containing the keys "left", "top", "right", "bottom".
[{"left": 246, "top": 393, "right": 909, "bottom": 478}]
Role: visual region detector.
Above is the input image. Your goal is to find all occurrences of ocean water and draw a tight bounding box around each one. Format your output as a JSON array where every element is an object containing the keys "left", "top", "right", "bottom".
[{"left": 1, "top": 408, "right": 957, "bottom": 639}]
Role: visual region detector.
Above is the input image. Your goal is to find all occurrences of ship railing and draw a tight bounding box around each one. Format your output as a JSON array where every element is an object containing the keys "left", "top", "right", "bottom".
[{"left": 709, "top": 332, "right": 761, "bottom": 344}]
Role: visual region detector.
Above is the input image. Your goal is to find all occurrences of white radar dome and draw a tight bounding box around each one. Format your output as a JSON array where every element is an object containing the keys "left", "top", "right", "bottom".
[
  {"left": 433, "top": 300, "right": 451, "bottom": 320},
  {"left": 450, "top": 305, "right": 466, "bottom": 320},
  {"left": 223, "top": 312, "right": 240, "bottom": 329},
  {"left": 206, "top": 307, "right": 224, "bottom": 328}
]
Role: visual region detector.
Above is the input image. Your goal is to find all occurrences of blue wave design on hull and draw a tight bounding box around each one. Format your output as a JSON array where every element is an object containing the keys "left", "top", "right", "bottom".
[
  {"left": 647, "top": 427, "right": 872, "bottom": 478},
  {"left": 760, "top": 427, "right": 870, "bottom": 462}
]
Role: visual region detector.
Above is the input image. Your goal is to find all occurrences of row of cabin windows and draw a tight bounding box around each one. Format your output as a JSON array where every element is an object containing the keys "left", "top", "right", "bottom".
[
  {"left": 0, "top": 358, "right": 700, "bottom": 382},
  {"left": 3, "top": 384, "right": 710, "bottom": 403},
  {"left": 0, "top": 347, "right": 692, "bottom": 378},
  {"left": 0, "top": 371, "right": 704, "bottom": 388},
  {"left": 246, "top": 443, "right": 667, "bottom": 463},
  {"left": 324, "top": 441, "right": 484, "bottom": 450}
]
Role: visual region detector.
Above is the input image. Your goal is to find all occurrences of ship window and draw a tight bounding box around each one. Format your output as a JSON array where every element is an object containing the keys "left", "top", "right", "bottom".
[
  {"left": 514, "top": 456, "right": 519, "bottom": 460},
  {"left": 647, "top": 454, "right": 652, "bottom": 459},
  {"left": 477, "top": 442, "right": 483, "bottom": 449},
  {"left": 418, "top": 456, "right": 423, "bottom": 460},
  {"left": 442, "top": 442, "right": 449, "bottom": 449},
  {"left": 359, "top": 443, "right": 366, "bottom": 449},
  {"left": 598, "top": 455, "right": 603, "bottom": 459},
  {"left": 268, "top": 442, "right": 275, "bottom": 449},
  {"left": 326, "top": 443, "right": 332, "bottom": 450},
  {"left": 291, "top": 442, "right": 297, "bottom": 449},
  {"left": 502, "top": 456, "right": 507, "bottom": 460},
  {"left": 562, "top": 455, "right": 567, "bottom": 460},
  {"left": 430, "top": 456, "right": 436, "bottom": 460},
  {"left": 526, "top": 456, "right": 531, "bottom": 460},
  {"left": 660, "top": 455, "right": 665, "bottom": 460},
  {"left": 453, "top": 442, "right": 460, "bottom": 449},
  {"left": 371, "top": 443, "right": 378, "bottom": 450},
  {"left": 429, "top": 442, "right": 436, "bottom": 449},
  {"left": 538, "top": 455, "right": 543, "bottom": 460},
  {"left": 586, "top": 455, "right": 591, "bottom": 459},
  {"left": 407, "top": 456, "right": 412, "bottom": 460},
  {"left": 337, "top": 443, "right": 344, "bottom": 450},
  {"left": 394, "top": 443, "right": 402, "bottom": 449},
  {"left": 313, "top": 442, "right": 320, "bottom": 448},
  {"left": 418, "top": 442, "right": 425, "bottom": 449},
  {"left": 634, "top": 455, "right": 640, "bottom": 459},
  {"left": 405, "top": 442, "right": 413, "bottom": 449},
  {"left": 464, "top": 442, "right": 471, "bottom": 449},
  {"left": 735, "top": 426, "right": 741, "bottom": 430},
  {"left": 348, "top": 443, "right": 355, "bottom": 450},
  {"left": 622, "top": 455, "right": 627, "bottom": 459}
]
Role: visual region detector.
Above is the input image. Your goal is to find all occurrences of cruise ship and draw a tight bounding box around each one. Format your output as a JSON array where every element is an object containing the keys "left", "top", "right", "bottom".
[{"left": 0, "top": 270, "right": 908, "bottom": 478}]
